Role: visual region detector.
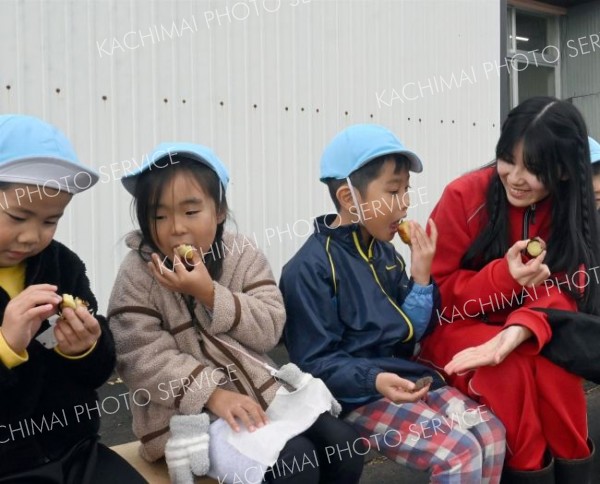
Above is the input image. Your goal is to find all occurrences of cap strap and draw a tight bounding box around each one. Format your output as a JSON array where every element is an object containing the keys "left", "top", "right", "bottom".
[{"left": 346, "top": 176, "right": 363, "bottom": 223}]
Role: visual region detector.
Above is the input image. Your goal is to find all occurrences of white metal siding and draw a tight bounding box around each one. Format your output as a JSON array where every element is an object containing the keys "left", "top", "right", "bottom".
[{"left": 1, "top": 0, "right": 501, "bottom": 312}]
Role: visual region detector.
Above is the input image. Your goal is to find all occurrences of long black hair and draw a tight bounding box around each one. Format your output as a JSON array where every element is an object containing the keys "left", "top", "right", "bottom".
[
  {"left": 132, "top": 156, "right": 229, "bottom": 281},
  {"left": 461, "top": 96, "right": 600, "bottom": 315}
]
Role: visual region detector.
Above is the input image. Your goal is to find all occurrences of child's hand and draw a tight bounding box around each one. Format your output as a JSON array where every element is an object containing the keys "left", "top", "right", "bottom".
[
  {"left": 54, "top": 306, "right": 102, "bottom": 356},
  {"left": 506, "top": 240, "right": 550, "bottom": 287},
  {"left": 409, "top": 219, "right": 438, "bottom": 286},
  {"left": 205, "top": 388, "right": 269, "bottom": 433},
  {"left": 375, "top": 372, "right": 430, "bottom": 404},
  {"left": 148, "top": 251, "right": 215, "bottom": 309},
  {"left": 0, "top": 284, "right": 61, "bottom": 354},
  {"left": 444, "top": 325, "right": 533, "bottom": 375}
]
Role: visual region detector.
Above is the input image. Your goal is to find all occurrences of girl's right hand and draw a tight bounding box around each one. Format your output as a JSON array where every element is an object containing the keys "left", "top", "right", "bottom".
[
  {"left": 506, "top": 240, "right": 550, "bottom": 287},
  {"left": 1, "top": 284, "right": 61, "bottom": 354},
  {"left": 148, "top": 251, "right": 215, "bottom": 310},
  {"left": 205, "top": 388, "right": 269, "bottom": 433}
]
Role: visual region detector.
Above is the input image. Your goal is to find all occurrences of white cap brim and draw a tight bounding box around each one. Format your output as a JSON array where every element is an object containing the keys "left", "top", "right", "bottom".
[{"left": 0, "top": 157, "right": 99, "bottom": 194}]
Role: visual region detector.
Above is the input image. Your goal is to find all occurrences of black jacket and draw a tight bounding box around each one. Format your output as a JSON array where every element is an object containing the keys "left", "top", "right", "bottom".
[
  {"left": 535, "top": 307, "right": 600, "bottom": 384},
  {"left": 0, "top": 241, "right": 115, "bottom": 476}
]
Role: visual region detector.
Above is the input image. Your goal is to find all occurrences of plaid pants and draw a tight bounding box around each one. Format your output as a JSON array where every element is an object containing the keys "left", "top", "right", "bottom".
[{"left": 344, "top": 387, "right": 506, "bottom": 484}]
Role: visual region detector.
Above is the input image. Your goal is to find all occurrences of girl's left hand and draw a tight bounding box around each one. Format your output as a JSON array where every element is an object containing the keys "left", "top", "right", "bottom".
[
  {"left": 149, "top": 250, "right": 215, "bottom": 309},
  {"left": 55, "top": 307, "right": 102, "bottom": 356},
  {"left": 444, "top": 325, "right": 533, "bottom": 375}
]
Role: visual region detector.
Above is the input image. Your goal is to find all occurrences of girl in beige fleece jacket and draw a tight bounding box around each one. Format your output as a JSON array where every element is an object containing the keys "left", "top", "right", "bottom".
[{"left": 108, "top": 142, "right": 364, "bottom": 484}]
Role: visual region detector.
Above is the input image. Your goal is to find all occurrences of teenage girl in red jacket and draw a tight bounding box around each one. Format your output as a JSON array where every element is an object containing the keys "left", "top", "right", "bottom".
[{"left": 419, "top": 96, "right": 600, "bottom": 483}]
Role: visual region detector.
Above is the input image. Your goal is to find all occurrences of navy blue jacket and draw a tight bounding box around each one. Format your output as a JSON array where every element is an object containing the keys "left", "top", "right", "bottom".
[{"left": 281, "top": 215, "right": 445, "bottom": 414}]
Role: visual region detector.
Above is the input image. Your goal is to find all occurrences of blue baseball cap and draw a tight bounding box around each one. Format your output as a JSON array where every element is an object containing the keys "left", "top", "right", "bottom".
[
  {"left": 0, "top": 114, "right": 99, "bottom": 194},
  {"left": 121, "top": 142, "right": 230, "bottom": 196},
  {"left": 589, "top": 137, "right": 600, "bottom": 164},
  {"left": 320, "top": 124, "right": 423, "bottom": 182}
]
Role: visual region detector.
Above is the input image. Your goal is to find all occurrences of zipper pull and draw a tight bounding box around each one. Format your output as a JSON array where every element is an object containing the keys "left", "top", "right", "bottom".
[{"left": 531, "top": 203, "right": 536, "bottom": 225}]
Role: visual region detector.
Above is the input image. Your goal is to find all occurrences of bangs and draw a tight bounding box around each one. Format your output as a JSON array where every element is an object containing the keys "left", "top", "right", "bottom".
[
  {"left": 141, "top": 156, "right": 216, "bottom": 216},
  {"left": 146, "top": 168, "right": 177, "bottom": 216},
  {"left": 521, "top": 126, "right": 554, "bottom": 183},
  {"left": 389, "top": 154, "right": 411, "bottom": 174},
  {"left": 523, "top": 122, "right": 579, "bottom": 192},
  {"left": 496, "top": 121, "right": 565, "bottom": 193}
]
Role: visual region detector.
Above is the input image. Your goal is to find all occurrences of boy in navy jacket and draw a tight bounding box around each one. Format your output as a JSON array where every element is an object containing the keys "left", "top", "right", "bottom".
[{"left": 280, "top": 125, "right": 506, "bottom": 483}]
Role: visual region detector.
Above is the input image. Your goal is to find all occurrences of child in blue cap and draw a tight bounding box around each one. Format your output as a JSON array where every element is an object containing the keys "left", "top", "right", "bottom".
[
  {"left": 108, "top": 143, "right": 364, "bottom": 484},
  {"left": 0, "top": 115, "right": 144, "bottom": 483},
  {"left": 280, "top": 124, "right": 506, "bottom": 483},
  {"left": 589, "top": 136, "right": 600, "bottom": 208}
]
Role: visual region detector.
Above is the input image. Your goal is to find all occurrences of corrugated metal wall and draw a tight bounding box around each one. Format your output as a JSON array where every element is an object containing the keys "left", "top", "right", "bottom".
[
  {"left": 0, "top": 0, "right": 501, "bottom": 312},
  {"left": 561, "top": 0, "right": 600, "bottom": 138}
]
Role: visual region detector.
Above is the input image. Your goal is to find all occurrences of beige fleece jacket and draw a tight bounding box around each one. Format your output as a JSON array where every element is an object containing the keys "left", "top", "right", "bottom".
[{"left": 108, "top": 231, "right": 286, "bottom": 462}]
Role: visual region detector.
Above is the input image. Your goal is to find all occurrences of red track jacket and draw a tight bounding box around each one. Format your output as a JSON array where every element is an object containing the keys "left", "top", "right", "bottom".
[{"left": 419, "top": 166, "right": 577, "bottom": 373}]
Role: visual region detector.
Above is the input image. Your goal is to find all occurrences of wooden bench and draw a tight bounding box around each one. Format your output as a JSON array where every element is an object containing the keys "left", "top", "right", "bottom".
[{"left": 111, "top": 441, "right": 217, "bottom": 483}]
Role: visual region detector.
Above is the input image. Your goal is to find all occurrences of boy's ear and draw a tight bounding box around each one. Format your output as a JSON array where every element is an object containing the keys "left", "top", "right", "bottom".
[{"left": 336, "top": 184, "right": 356, "bottom": 212}]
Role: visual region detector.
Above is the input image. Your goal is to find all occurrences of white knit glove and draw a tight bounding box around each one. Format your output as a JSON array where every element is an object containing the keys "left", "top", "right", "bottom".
[
  {"left": 165, "top": 413, "right": 210, "bottom": 484},
  {"left": 274, "top": 363, "right": 342, "bottom": 417}
]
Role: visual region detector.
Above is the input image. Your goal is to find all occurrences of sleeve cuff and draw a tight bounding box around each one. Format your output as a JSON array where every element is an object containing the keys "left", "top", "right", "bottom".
[
  {"left": 366, "top": 367, "right": 383, "bottom": 394},
  {"left": 208, "top": 282, "right": 240, "bottom": 334},
  {"left": 0, "top": 330, "right": 28, "bottom": 369},
  {"left": 504, "top": 311, "right": 552, "bottom": 354},
  {"left": 491, "top": 258, "right": 523, "bottom": 294},
  {"left": 54, "top": 341, "right": 97, "bottom": 360},
  {"left": 179, "top": 367, "right": 227, "bottom": 414},
  {"left": 409, "top": 281, "right": 434, "bottom": 295}
]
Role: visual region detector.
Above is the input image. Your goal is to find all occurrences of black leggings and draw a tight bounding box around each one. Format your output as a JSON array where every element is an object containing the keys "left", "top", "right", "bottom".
[
  {"left": 0, "top": 438, "right": 146, "bottom": 484},
  {"left": 263, "top": 413, "right": 365, "bottom": 484}
]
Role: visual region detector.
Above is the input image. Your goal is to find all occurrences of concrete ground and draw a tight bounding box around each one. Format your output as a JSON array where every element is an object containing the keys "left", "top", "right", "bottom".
[{"left": 98, "top": 346, "right": 600, "bottom": 483}]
